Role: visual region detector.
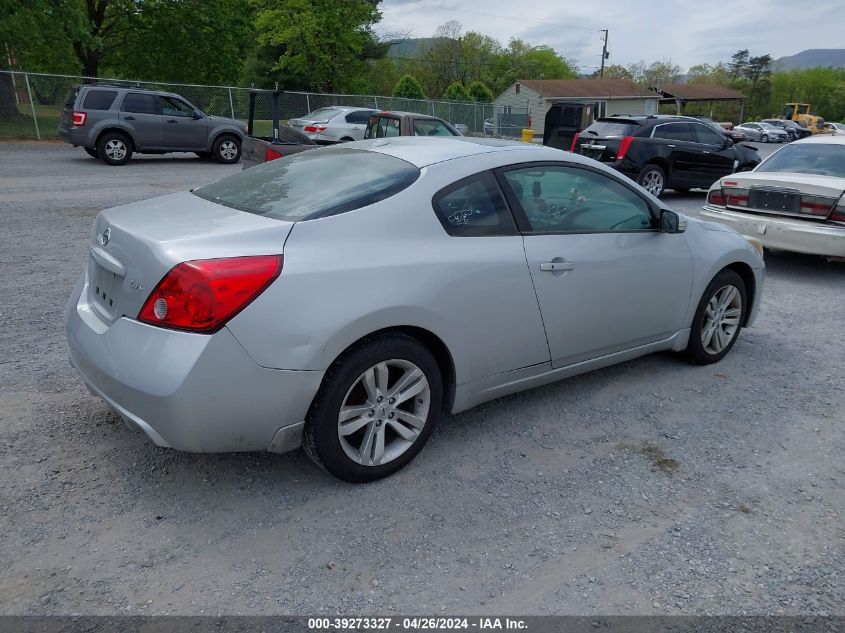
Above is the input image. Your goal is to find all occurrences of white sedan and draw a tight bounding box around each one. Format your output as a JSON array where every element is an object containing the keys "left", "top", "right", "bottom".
[{"left": 701, "top": 135, "right": 845, "bottom": 258}]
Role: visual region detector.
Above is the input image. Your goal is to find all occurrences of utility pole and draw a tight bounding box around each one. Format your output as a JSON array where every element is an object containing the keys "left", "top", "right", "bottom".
[{"left": 599, "top": 30, "right": 609, "bottom": 77}]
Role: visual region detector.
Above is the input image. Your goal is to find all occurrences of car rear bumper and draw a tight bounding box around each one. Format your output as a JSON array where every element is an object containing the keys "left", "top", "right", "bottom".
[
  {"left": 701, "top": 206, "right": 845, "bottom": 257},
  {"left": 64, "top": 271, "right": 324, "bottom": 453},
  {"left": 57, "top": 124, "right": 89, "bottom": 147}
]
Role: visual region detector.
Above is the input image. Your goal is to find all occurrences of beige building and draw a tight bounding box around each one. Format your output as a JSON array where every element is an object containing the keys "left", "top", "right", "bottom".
[{"left": 494, "top": 78, "right": 661, "bottom": 138}]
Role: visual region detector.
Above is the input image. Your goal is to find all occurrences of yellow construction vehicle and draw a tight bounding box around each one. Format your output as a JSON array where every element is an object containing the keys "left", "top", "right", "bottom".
[{"left": 781, "top": 103, "right": 828, "bottom": 134}]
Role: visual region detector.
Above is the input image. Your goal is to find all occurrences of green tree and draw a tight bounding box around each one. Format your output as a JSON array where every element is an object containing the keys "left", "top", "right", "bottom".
[
  {"left": 256, "top": 0, "right": 383, "bottom": 92},
  {"left": 467, "top": 80, "right": 494, "bottom": 102},
  {"left": 393, "top": 74, "right": 425, "bottom": 99},
  {"left": 443, "top": 81, "right": 469, "bottom": 101},
  {"left": 105, "top": 0, "right": 254, "bottom": 84},
  {"left": 595, "top": 64, "right": 632, "bottom": 80},
  {"left": 490, "top": 38, "right": 577, "bottom": 94}
]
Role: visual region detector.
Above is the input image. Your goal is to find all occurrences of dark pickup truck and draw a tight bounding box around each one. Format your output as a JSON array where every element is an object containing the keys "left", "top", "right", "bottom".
[
  {"left": 364, "top": 111, "right": 461, "bottom": 139},
  {"left": 241, "top": 89, "right": 317, "bottom": 169}
]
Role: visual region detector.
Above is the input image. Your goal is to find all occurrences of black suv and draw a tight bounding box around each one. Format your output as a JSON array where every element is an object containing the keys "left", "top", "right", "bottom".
[{"left": 572, "top": 115, "right": 761, "bottom": 196}]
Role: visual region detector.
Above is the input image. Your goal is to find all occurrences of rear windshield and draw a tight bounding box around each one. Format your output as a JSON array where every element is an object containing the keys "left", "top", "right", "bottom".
[
  {"left": 303, "top": 107, "right": 343, "bottom": 122},
  {"left": 580, "top": 120, "right": 640, "bottom": 138},
  {"left": 82, "top": 89, "right": 118, "bottom": 110},
  {"left": 757, "top": 143, "right": 845, "bottom": 178},
  {"left": 64, "top": 86, "right": 80, "bottom": 108},
  {"left": 194, "top": 148, "right": 420, "bottom": 221}
]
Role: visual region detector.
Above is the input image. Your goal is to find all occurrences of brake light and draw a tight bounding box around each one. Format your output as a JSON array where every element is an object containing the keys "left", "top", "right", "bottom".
[
  {"left": 303, "top": 125, "right": 327, "bottom": 133},
  {"left": 570, "top": 132, "right": 580, "bottom": 152},
  {"left": 72, "top": 111, "right": 87, "bottom": 126},
  {"left": 137, "top": 255, "right": 283, "bottom": 333},
  {"left": 831, "top": 196, "right": 845, "bottom": 224},
  {"left": 799, "top": 195, "right": 834, "bottom": 216},
  {"left": 264, "top": 147, "right": 283, "bottom": 161},
  {"left": 707, "top": 189, "right": 726, "bottom": 207},
  {"left": 616, "top": 136, "right": 635, "bottom": 161},
  {"left": 723, "top": 188, "right": 749, "bottom": 207}
]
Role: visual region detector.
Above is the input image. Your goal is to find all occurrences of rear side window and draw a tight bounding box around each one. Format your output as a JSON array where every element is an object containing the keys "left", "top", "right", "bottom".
[
  {"left": 432, "top": 172, "right": 516, "bottom": 237},
  {"left": 194, "top": 148, "right": 420, "bottom": 221},
  {"left": 345, "top": 110, "right": 373, "bottom": 124},
  {"left": 652, "top": 123, "right": 694, "bottom": 142},
  {"left": 366, "top": 117, "right": 401, "bottom": 138},
  {"left": 82, "top": 90, "right": 118, "bottom": 110},
  {"left": 580, "top": 120, "right": 640, "bottom": 137},
  {"left": 413, "top": 119, "right": 457, "bottom": 136},
  {"left": 64, "top": 86, "right": 80, "bottom": 107},
  {"left": 121, "top": 93, "right": 158, "bottom": 114}
]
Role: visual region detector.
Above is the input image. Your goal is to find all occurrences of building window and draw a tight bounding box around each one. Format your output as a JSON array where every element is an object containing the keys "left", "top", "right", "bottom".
[{"left": 515, "top": 83, "right": 520, "bottom": 95}]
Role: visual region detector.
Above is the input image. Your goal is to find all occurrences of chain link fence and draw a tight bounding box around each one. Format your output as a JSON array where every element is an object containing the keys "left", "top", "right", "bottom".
[{"left": 0, "top": 70, "right": 528, "bottom": 140}]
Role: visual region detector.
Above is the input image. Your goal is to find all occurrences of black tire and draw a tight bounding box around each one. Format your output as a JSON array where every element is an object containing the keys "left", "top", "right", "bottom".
[
  {"left": 760, "top": 134, "right": 769, "bottom": 143},
  {"left": 212, "top": 134, "right": 241, "bottom": 164},
  {"left": 84, "top": 147, "right": 99, "bottom": 159},
  {"left": 195, "top": 151, "right": 212, "bottom": 159},
  {"left": 96, "top": 132, "right": 133, "bottom": 166},
  {"left": 637, "top": 164, "right": 666, "bottom": 197},
  {"left": 686, "top": 270, "right": 747, "bottom": 365},
  {"left": 339, "top": 137, "right": 354, "bottom": 142},
  {"left": 303, "top": 333, "right": 443, "bottom": 483}
]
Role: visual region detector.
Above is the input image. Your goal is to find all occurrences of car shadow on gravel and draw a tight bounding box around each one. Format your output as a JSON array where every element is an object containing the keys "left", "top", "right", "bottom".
[{"left": 763, "top": 249, "right": 845, "bottom": 281}]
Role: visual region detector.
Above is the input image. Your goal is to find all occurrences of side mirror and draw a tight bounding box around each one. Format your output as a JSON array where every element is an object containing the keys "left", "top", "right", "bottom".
[
  {"left": 724, "top": 137, "right": 734, "bottom": 148},
  {"left": 192, "top": 110, "right": 204, "bottom": 120},
  {"left": 659, "top": 209, "right": 687, "bottom": 234}
]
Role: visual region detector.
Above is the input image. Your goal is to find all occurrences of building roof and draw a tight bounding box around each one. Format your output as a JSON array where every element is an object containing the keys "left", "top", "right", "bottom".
[
  {"left": 516, "top": 78, "right": 658, "bottom": 99},
  {"left": 655, "top": 83, "right": 746, "bottom": 101}
]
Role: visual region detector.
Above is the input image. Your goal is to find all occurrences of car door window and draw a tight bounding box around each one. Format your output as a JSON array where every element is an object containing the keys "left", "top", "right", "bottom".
[
  {"left": 82, "top": 90, "right": 118, "bottom": 110},
  {"left": 372, "top": 117, "right": 400, "bottom": 137},
  {"left": 345, "top": 110, "right": 373, "bottom": 124},
  {"left": 121, "top": 93, "right": 158, "bottom": 114},
  {"left": 502, "top": 165, "right": 654, "bottom": 233},
  {"left": 413, "top": 119, "right": 456, "bottom": 136},
  {"left": 692, "top": 123, "right": 727, "bottom": 145},
  {"left": 159, "top": 96, "right": 194, "bottom": 118},
  {"left": 432, "top": 172, "right": 516, "bottom": 236},
  {"left": 652, "top": 123, "right": 694, "bottom": 142}
]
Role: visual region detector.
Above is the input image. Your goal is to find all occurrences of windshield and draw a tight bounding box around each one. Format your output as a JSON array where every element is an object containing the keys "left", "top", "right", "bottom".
[
  {"left": 194, "top": 148, "right": 420, "bottom": 221},
  {"left": 757, "top": 143, "right": 845, "bottom": 178}
]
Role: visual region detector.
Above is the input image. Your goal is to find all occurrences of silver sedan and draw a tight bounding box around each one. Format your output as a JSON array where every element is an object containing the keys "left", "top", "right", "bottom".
[
  {"left": 733, "top": 122, "right": 789, "bottom": 143},
  {"left": 287, "top": 106, "right": 377, "bottom": 143},
  {"left": 65, "top": 138, "right": 765, "bottom": 482}
]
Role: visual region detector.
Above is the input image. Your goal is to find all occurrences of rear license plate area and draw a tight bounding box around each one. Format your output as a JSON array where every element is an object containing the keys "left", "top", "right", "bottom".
[
  {"left": 92, "top": 264, "right": 119, "bottom": 317},
  {"left": 749, "top": 190, "right": 799, "bottom": 213}
]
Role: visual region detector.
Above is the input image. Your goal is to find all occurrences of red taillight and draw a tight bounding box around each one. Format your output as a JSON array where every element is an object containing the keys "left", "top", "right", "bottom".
[
  {"left": 303, "top": 125, "right": 327, "bottom": 133},
  {"left": 72, "top": 111, "right": 87, "bottom": 126},
  {"left": 799, "top": 195, "right": 834, "bottom": 216},
  {"left": 264, "top": 147, "right": 283, "bottom": 161},
  {"left": 570, "top": 132, "right": 581, "bottom": 152},
  {"left": 831, "top": 197, "right": 845, "bottom": 224},
  {"left": 707, "top": 189, "right": 726, "bottom": 206},
  {"left": 137, "top": 255, "right": 283, "bottom": 333},
  {"left": 724, "top": 190, "right": 749, "bottom": 207},
  {"left": 616, "top": 136, "right": 635, "bottom": 161}
]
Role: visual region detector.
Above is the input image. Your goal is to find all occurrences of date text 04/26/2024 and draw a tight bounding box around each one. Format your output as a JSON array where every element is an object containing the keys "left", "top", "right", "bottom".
[{"left": 307, "top": 617, "right": 528, "bottom": 630}]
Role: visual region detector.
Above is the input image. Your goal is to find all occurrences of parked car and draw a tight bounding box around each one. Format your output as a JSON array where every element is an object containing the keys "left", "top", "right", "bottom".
[
  {"left": 733, "top": 122, "right": 789, "bottom": 143},
  {"left": 701, "top": 135, "right": 845, "bottom": 257},
  {"left": 699, "top": 119, "right": 748, "bottom": 143},
  {"left": 364, "top": 111, "right": 461, "bottom": 139},
  {"left": 58, "top": 83, "right": 246, "bottom": 166},
  {"left": 452, "top": 123, "right": 470, "bottom": 135},
  {"left": 762, "top": 118, "right": 812, "bottom": 141},
  {"left": 65, "top": 137, "right": 764, "bottom": 482},
  {"left": 287, "top": 107, "right": 377, "bottom": 144},
  {"left": 822, "top": 122, "right": 845, "bottom": 135},
  {"left": 571, "top": 115, "right": 761, "bottom": 196},
  {"left": 483, "top": 118, "right": 495, "bottom": 135}
]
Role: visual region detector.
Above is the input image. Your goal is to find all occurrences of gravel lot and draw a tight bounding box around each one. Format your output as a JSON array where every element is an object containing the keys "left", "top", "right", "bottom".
[{"left": 0, "top": 141, "right": 842, "bottom": 617}]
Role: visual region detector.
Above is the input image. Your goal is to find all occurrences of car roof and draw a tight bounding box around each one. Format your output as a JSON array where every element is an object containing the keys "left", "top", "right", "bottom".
[
  {"left": 792, "top": 134, "right": 845, "bottom": 145},
  {"left": 373, "top": 111, "right": 447, "bottom": 121},
  {"left": 349, "top": 136, "right": 563, "bottom": 168}
]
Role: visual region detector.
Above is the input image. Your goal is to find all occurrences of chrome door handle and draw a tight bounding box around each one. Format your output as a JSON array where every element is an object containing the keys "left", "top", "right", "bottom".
[
  {"left": 667, "top": 144, "right": 676, "bottom": 148},
  {"left": 540, "top": 262, "right": 575, "bottom": 272},
  {"left": 166, "top": 119, "right": 177, "bottom": 123},
  {"left": 702, "top": 150, "right": 711, "bottom": 154},
  {"left": 123, "top": 115, "right": 135, "bottom": 121}
]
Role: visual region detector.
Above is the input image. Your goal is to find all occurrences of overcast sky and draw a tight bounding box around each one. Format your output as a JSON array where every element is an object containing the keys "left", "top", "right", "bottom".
[{"left": 377, "top": 0, "right": 845, "bottom": 71}]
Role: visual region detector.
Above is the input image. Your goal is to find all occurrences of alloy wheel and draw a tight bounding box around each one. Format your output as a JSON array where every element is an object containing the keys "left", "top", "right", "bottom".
[
  {"left": 701, "top": 285, "right": 742, "bottom": 355},
  {"left": 641, "top": 170, "right": 664, "bottom": 196},
  {"left": 105, "top": 140, "right": 127, "bottom": 161},
  {"left": 337, "top": 359, "right": 431, "bottom": 467},
  {"left": 219, "top": 140, "right": 238, "bottom": 161}
]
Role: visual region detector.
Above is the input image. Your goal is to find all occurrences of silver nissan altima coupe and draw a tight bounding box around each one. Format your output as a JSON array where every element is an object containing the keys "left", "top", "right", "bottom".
[{"left": 65, "top": 137, "right": 765, "bottom": 482}]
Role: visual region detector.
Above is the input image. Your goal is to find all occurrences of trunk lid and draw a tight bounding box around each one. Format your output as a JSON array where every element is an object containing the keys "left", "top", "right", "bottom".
[
  {"left": 574, "top": 119, "right": 643, "bottom": 162},
  {"left": 86, "top": 191, "right": 293, "bottom": 325},
  {"left": 718, "top": 172, "right": 845, "bottom": 221}
]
